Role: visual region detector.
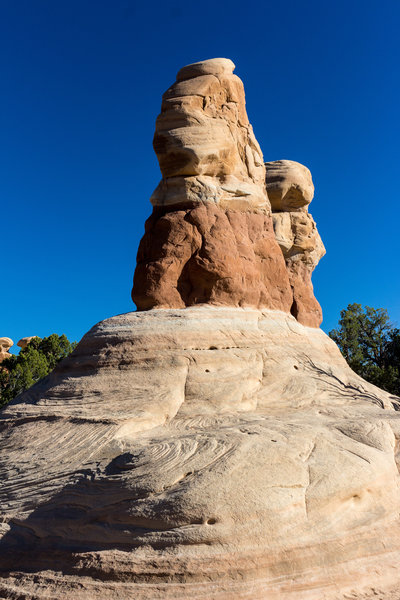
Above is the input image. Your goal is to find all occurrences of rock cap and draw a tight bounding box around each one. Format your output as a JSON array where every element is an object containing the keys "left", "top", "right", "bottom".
[
  {"left": 17, "top": 336, "right": 38, "bottom": 349},
  {"left": 0, "top": 337, "right": 13, "bottom": 350},
  {"left": 176, "top": 58, "right": 235, "bottom": 82},
  {"left": 265, "top": 159, "right": 314, "bottom": 211}
]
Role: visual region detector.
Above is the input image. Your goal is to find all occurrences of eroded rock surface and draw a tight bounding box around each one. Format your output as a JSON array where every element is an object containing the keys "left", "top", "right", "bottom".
[
  {"left": 133, "top": 203, "right": 292, "bottom": 312},
  {"left": 268, "top": 160, "right": 326, "bottom": 327},
  {"left": 132, "top": 58, "right": 323, "bottom": 327},
  {"left": 1, "top": 58, "right": 398, "bottom": 600},
  {"left": 151, "top": 58, "right": 266, "bottom": 211},
  {"left": 0, "top": 337, "right": 13, "bottom": 363},
  {"left": 1, "top": 308, "right": 400, "bottom": 599},
  {"left": 17, "top": 336, "right": 37, "bottom": 350},
  {"left": 265, "top": 159, "right": 314, "bottom": 211}
]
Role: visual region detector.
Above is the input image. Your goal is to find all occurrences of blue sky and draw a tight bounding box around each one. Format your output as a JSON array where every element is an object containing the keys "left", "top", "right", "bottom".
[{"left": 1, "top": 0, "right": 399, "bottom": 352}]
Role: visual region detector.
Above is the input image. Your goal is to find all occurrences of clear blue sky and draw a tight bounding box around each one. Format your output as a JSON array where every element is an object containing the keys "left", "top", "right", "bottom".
[{"left": 1, "top": 0, "right": 399, "bottom": 352}]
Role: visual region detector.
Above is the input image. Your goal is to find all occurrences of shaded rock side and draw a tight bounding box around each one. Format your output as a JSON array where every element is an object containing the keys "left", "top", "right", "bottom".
[
  {"left": 1, "top": 308, "right": 400, "bottom": 599},
  {"left": 132, "top": 58, "right": 324, "bottom": 326}
]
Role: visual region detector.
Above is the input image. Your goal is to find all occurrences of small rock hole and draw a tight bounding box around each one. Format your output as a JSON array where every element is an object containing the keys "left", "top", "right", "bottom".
[
  {"left": 293, "top": 365, "right": 299, "bottom": 370},
  {"left": 205, "top": 369, "right": 210, "bottom": 373},
  {"left": 185, "top": 471, "right": 193, "bottom": 477},
  {"left": 271, "top": 439, "right": 277, "bottom": 443},
  {"left": 290, "top": 299, "right": 299, "bottom": 319},
  {"left": 206, "top": 518, "right": 216, "bottom": 525}
]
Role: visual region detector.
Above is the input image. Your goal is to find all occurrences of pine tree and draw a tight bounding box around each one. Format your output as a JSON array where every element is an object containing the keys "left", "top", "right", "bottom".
[{"left": 329, "top": 304, "right": 400, "bottom": 396}]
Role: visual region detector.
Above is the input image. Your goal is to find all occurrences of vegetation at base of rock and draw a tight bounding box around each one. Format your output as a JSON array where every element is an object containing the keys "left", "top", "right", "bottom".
[
  {"left": 0, "top": 334, "right": 77, "bottom": 408},
  {"left": 329, "top": 303, "right": 400, "bottom": 397}
]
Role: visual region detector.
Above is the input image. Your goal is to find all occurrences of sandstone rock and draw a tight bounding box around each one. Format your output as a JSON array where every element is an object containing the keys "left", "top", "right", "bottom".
[
  {"left": 17, "top": 336, "right": 37, "bottom": 349},
  {"left": 133, "top": 203, "right": 293, "bottom": 312},
  {"left": 152, "top": 57, "right": 267, "bottom": 212},
  {"left": 132, "top": 59, "right": 324, "bottom": 327},
  {"left": 176, "top": 57, "right": 236, "bottom": 81},
  {"left": 0, "top": 338, "right": 13, "bottom": 350},
  {"left": 265, "top": 159, "right": 314, "bottom": 211},
  {"left": 272, "top": 210, "right": 326, "bottom": 327},
  {"left": 0, "top": 337, "right": 13, "bottom": 363},
  {"left": 1, "top": 308, "right": 400, "bottom": 599},
  {"left": 271, "top": 211, "right": 293, "bottom": 253},
  {"left": 266, "top": 159, "right": 326, "bottom": 327},
  {"left": 1, "top": 58, "right": 395, "bottom": 600}
]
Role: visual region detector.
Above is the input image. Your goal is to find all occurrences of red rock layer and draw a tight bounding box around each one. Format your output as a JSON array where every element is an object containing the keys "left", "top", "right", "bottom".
[
  {"left": 286, "top": 260, "right": 323, "bottom": 328},
  {"left": 132, "top": 203, "right": 294, "bottom": 314}
]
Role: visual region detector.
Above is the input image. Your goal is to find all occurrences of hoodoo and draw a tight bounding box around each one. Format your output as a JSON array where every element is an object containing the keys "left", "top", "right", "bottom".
[
  {"left": 1, "top": 59, "right": 400, "bottom": 600},
  {"left": 132, "top": 58, "right": 324, "bottom": 327}
]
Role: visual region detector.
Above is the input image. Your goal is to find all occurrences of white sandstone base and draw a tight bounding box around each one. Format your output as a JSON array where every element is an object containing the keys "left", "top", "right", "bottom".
[{"left": 1, "top": 308, "right": 400, "bottom": 599}]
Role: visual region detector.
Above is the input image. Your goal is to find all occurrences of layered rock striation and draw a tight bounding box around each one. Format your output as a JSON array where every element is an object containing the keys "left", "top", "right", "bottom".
[
  {"left": 132, "top": 59, "right": 323, "bottom": 327},
  {"left": 1, "top": 58, "right": 400, "bottom": 600},
  {"left": 1, "top": 309, "right": 400, "bottom": 599}
]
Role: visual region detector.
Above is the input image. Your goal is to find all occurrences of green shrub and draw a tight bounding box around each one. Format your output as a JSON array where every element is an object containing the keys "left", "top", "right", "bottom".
[
  {"left": 329, "top": 304, "right": 400, "bottom": 397},
  {"left": 0, "top": 334, "right": 76, "bottom": 408}
]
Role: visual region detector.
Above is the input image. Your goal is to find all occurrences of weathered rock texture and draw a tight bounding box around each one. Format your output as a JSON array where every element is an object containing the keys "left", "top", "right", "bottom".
[
  {"left": 1, "top": 59, "right": 398, "bottom": 600},
  {"left": 1, "top": 308, "right": 400, "bottom": 600},
  {"left": 133, "top": 203, "right": 293, "bottom": 313},
  {"left": 0, "top": 337, "right": 13, "bottom": 363},
  {"left": 17, "top": 336, "right": 37, "bottom": 350},
  {"left": 151, "top": 58, "right": 266, "bottom": 211},
  {"left": 266, "top": 160, "right": 326, "bottom": 327},
  {"left": 265, "top": 159, "right": 314, "bottom": 211},
  {"left": 132, "top": 59, "right": 324, "bottom": 328}
]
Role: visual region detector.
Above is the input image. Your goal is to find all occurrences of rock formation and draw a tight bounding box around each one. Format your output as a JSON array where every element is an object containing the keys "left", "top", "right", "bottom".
[
  {"left": 0, "top": 337, "right": 13, "bottom": 363},
  {"left": 17, "top": 336, "right": 37, "bottom": 350},
  {"left": 1, "top": 59, "right": 400, "bottom": 600},
  {"left": 1, "top": 310, "right": 400, "bottom": 599},
  {"left": 265, "top": 159, "right": 314, "bottom": 211},
  {"left": 132, "top": 58, "right": 323, "bottom": 327},
  {"left": 266, "top": 160, "right": 326, "bottom": 327}
]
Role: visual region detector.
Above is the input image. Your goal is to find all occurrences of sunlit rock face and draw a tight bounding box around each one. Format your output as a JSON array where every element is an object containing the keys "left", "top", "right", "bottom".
[
  {"left": 17, "top": 336, "right": 37, "bottom": 349},
  {"left": 132, "top": 58, "right": 324, "bottom": 327},
  {"left": 151, "top": 58, "right": 267, "bottom": 211},
  {"left": 0, "top": 337, "right": 13, "bottom": 363},
  {"left": 266, "top": 159, "right": 326, "bottom": 327},
  {"left": 265, "top": 159, "right": 314, "bottom": 211},
  {"left": 1, "top": 308, "right": 400, "bottom": 599},
  {"left": 1, "top": 59, "right": 400, "bottom": 600}
]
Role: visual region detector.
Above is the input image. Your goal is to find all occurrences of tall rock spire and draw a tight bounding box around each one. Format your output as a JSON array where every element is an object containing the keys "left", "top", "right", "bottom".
[{"left": 132, "top": 58, "right": 324, "bottom": 326}]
